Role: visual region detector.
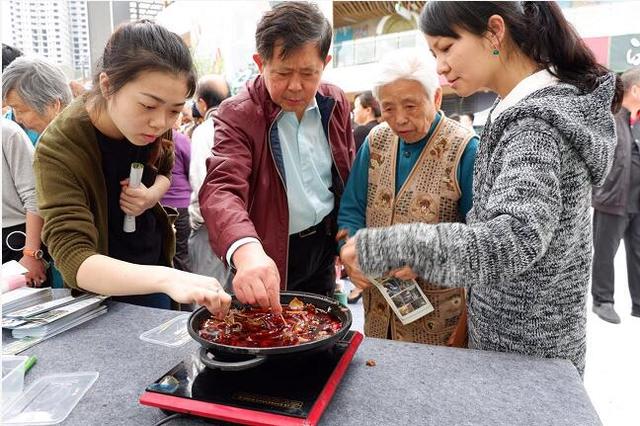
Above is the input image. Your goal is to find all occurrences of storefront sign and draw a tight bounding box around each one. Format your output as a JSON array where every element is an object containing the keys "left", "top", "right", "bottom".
[{"left": 609, "top": 34, "right": 640, "bottom": 71}]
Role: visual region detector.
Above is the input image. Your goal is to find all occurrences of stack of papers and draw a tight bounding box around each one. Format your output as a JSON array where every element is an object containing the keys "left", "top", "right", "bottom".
[
  {"left": 1, "top": 287, "right": 52, "bottom": 315},
  {"left": 3, "top": 294, "right": 109, "bottom": 339}
]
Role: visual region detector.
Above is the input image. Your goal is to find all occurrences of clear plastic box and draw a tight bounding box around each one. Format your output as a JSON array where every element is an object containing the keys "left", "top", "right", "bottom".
[
  {"left": 1, "top": 355, "right": 28, "bottom": 407},
  {"left": 139, "top": 313, "right": 192, "bottom": 347},
  {"left": 2, "top": 371, "right": 99, "bottom": 425}
]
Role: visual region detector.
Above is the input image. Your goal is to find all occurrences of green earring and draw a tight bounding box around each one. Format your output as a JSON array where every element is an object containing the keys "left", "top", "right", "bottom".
[{"left": 492, "top": 49, "right": 500, "bottom": 56}]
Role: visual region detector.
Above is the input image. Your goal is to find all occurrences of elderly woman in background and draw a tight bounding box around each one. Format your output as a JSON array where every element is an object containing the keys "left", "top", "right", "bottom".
[
  {"left": 2, "top": 118, "right": 47, "bottom": 286},
  {"left": 338, "top": 48, "right": 478, "bottom": 346},
  {"left": 2, "top": 56, "right": 72, "bottom": 138},
  {"left": 2, "top": 57, "right": 71, "bottom": 288}
]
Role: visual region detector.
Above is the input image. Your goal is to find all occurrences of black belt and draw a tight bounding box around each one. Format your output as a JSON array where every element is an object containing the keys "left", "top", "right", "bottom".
[{"left": 292, "top": 216, "right": 330, "bottom": 239}]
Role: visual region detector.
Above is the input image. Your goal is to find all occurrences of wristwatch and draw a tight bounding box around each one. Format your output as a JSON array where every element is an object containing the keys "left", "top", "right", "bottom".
[{"left": 23, "top": 248, "right": 44, "bottom": 260}]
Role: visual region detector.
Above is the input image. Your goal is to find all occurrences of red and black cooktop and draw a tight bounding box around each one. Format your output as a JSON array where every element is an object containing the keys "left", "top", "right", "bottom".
[{"left": 140, "top": 330, "right": 363, "bottom": 426}]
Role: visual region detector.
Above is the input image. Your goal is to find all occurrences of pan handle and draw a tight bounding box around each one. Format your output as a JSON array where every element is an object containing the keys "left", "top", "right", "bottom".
[{"left": 198, "top": 347, "right": 267, "bottom": 371}]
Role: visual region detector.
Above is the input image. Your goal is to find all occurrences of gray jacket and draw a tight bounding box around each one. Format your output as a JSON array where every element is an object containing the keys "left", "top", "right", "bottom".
[
  {"left": 355, "top": 74, "right": 617, "bottom": 376},
  {"left": 592, "top": 107, "right": 636, "bottom": 216},
  {"left": 2, "top": 118, "right": 38, "bottom": 228}
]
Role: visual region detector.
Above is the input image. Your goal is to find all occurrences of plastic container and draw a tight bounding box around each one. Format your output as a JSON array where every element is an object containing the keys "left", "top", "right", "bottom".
[
  {"left": 139, "top": 314, "right": 191, "bottom": 347},
  {"left": 2, "top": 371, "right": 99, "bottom": 425},
  {"left": 1, "top": 355, "right": 28, "bottom": 407}
]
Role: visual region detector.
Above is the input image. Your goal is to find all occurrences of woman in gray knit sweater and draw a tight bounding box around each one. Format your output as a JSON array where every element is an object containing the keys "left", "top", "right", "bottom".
[{"left": 341, "top": 1, "right": 623, "bottom": 376}]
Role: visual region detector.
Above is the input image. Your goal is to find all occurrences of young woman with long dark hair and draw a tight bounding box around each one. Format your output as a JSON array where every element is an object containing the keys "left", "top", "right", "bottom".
[{"left": 34, "top": 21, "right": 230, "bottom": 317}]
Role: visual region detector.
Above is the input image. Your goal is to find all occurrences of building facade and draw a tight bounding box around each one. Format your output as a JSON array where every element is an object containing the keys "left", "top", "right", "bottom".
[
  {"left": 5, "top": 0, "right": 170, "bottom": 79},
  {"left": 8, "top": 0, "right": 74, "bottom": 74},
  {"left": 68, "top": 0, "right": 90, "bottom": 78},
  {"left": 325, "top": 0, "right": 640, "bottom": 124}
]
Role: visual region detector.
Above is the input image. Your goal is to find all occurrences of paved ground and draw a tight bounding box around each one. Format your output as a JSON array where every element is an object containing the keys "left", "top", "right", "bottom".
[
  {"left": 584, "top": 243, "right": 639, "bottom": 426},
  {"left": 342, "top": 244, "right": 639, "bottom": 426}
]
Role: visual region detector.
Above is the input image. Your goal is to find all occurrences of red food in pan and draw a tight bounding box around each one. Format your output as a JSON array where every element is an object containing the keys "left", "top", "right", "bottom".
[{"left": 199, "top": 297, "right": 342, "bottom": 348}]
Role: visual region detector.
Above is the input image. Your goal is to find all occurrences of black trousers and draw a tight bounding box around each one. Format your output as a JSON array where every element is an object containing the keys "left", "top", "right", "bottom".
[
  {"left": 591, "top": 210, "right": 640, "bottom": 312},
  {"left": 172, "top": 207, "right": 191, "bottom": 272},
  {"left": 286, "top": 219, "right": 337, "bottom": 297}
]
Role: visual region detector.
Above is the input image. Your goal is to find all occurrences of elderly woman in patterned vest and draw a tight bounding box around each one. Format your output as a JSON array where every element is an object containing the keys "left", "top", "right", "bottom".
[{"left": 338, "top": 48, "right": 478, "bottom": 346}]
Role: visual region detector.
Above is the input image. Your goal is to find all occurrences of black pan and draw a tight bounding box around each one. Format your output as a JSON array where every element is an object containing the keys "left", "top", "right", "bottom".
[{"left": 188, "top": 291, "right": 352, "bottom": 371}]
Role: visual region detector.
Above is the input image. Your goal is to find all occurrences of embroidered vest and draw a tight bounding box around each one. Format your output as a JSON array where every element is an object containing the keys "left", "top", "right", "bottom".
[{"left": 363, "top": 116, "right": 473, "bottom": 345}]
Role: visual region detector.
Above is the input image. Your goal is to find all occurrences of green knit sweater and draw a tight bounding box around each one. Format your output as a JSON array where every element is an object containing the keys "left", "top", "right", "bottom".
[{"left": 33, "top": 96, "right": 176, "bottom": 289}]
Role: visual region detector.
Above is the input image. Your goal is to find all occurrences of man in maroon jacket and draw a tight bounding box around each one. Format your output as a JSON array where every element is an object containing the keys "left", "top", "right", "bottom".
[{"left": 199, "top": 2, "right": 355, "bottom": 312}]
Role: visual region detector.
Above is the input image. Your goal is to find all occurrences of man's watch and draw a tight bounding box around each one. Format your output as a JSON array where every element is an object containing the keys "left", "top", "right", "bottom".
[{"left": 23, "top": 248, "right": 44, "bottom": 260}]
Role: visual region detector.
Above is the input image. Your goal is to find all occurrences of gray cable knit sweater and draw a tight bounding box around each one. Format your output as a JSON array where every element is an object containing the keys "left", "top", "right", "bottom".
[{"left": 356, "top": 74, "right": 617, "bottom": 376}]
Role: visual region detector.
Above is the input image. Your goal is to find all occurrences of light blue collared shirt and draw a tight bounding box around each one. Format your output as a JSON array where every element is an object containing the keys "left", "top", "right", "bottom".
[{"left": 278, "top": 98, "right": 334, "bottom": 234}]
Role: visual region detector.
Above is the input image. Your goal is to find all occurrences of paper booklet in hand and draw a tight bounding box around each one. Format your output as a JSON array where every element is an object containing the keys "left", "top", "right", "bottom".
[{"left": 368, "top": 276, "right": 434, "bottom": 325}]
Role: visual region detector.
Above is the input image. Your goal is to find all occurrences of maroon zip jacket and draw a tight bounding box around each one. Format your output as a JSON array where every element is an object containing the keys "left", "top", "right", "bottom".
[{"left": 199, "top": 75, "right": 355, "bottom": 288}]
